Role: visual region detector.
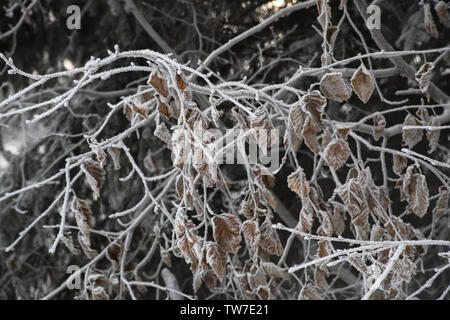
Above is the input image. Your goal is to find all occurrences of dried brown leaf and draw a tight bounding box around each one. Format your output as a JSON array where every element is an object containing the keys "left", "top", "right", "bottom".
[
  {"left": 82, "top": 159, "right": 105, "bottom": 199},
  {"left": 242, "top": 195, "right": 258, "bottom": 219},
  {"left": 372, "top": 112, "right": 386, "bottom": 141},
  {"left": 434, "top": 186, "right": 449, "bottom": 220},
  {"left": 286, "top": 105, "right": 305, "bottom": 151},
  {"left": 321, "top": 128, "right": 333, "bottom": 148},
  {"left": 393, "top": 154, "right": 407, "bottom": 176},
  {"left": 132, "top": 103, "right": 149, "bottom": 119},
  {"left": 78, "top": 232, "right": 97, "bottom": 259},
  {"left": 320, "top": 72, "right": 351, "bottom": 102},
  {"left": 123, "top": 104, "right": 133, "bottom": 122},
  {"left": 154, "top": 122, "right": 172, "bottom": 148},
  {"left": 402, "top": 166, "right": 429, "bottom": 218},
  {"left": 336, "top": 178, "right": 370, "bottom": 240},
  {"left": 287, "top": 167, "right": 309, "bottom": 199},
  {"left": 242, "top": 220, "right": 261, "bottom": 256},
  {"left": 256, "top": 285, "right": 271, "bottom": 300},
  {"left": 149, "top": 72, "right": 168, "bottom": 98},
  {"left": 299, "top": 202, "right": 316, "bottom": 233},
  {"left": 435, "top": 1, "right": 449, "bottom": 24},
  {"left": 326, "top": 26, "right": 339, "bottom": 48},
  {"left": 370, "top": 224, "right": 385, "bottom": 242},
  {"left": 106, "top": 242, "right": 123, "bottom": 270},
  {"left": 415, "top": 62, "right": 434, "bottom": 93},
  {"left": 424, "top": 3, "right": 439, "bottom": 38},
  {"left": 331, "top": 204, "right": 346, "bottom": 236},
  {"left": 317, "top": 240, "right": 331, "bottom": 258},
  {"left": 177, "top": 233, "right": 201, "bottom": 267},
  {"left": 316, "top": 0, "right": 331, "bottom": 30},
  {"left": 302, "top": 116, "right": 320, "bottom": 153},
  {"left": 250, "top": 108, "right": 277, "bottom": 151},
  {"left": 260, "top": 261, "right": 288, "bottom": 280},
  {"left": 314, "top": 266, "right": 329, "bottom": 290},
  {"left": 184, "top": 106, "right": 209, "bottom": 130},
  {"left": 302, "top": 90, "right": 327, "bottom": 127},
  {"left": 212, "top": 214, "right": 242, "bottom": 254},
  {"left": 337, "top": 127, "right": 350, "bottom": 140},
  {"left": 71, "top": 197, "right": 92, "bottom": 239},
  {"left": 351, "top": 63, "right": 375, "bottom": 104},
  {"left": 324, "top": 138, "right": 350, "bottom": 170},
  {"left": 206, "top": 241, "right": 227, "bottom": 279},
  {"left": 61, "top": 232, "right": 80, "bottom": 256},
  {"left": 259, "top": 219, "right": 283, "bottom": 256},
  {"left": 402, "top": 114, "right": 423, "bottom": 149},
  {"left": 176, "top": 73, "right": 188, "bottom": 91},
  {"left": 254, "top": 164, "right": 275, "bottom": 190}
]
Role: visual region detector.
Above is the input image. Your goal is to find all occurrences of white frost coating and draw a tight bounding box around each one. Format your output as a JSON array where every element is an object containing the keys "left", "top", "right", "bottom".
[{"left": 362, "top": 244, "right": 405, "bottom": 300}]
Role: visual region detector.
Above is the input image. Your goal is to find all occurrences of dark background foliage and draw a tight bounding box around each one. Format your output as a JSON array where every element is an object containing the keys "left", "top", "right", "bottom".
[{"left": 0, "top": 0, "right": 449, "bottom": 299}]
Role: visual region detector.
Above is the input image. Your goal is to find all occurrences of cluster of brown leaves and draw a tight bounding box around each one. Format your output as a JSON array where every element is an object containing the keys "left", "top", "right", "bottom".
[
  {"left": 288, "top": 166, "right": 348, "bottom": 291},
  {"left": 64, "top": 33, "right": 448, "bottom": 299},
  {"left": 355, "top": 215, "right": 428, "bottom": 299},
  {"left": 284, "top": 90, "right": 327, "bottom": 153},
  {"left": 319, "top": 64, "right": 375, "bottom": 105},
  {"left": 402, "top": 108, "right": 441, "bottom": 153},
  {"left": 130, "top": 67, "right": 292, "bottom": 297},
  {"left": 316, "top": 1, "right": 375, "bottom": 105},
  {"left": 60, "top": 141, "right": 131, "bottom": 299},
  {"left": 285, "top": 144, "right": 448, "bottom": 298},
  {"left": 397, "top": 165, "right": 429, "bottom": 218}
]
